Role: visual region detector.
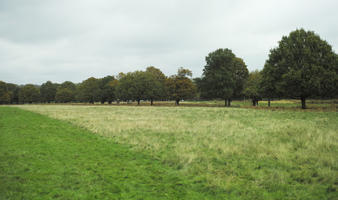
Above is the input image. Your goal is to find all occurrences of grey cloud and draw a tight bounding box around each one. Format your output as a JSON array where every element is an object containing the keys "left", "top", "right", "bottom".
[{"left": 0, "top": 0, "right": 337, "bottom": 84}]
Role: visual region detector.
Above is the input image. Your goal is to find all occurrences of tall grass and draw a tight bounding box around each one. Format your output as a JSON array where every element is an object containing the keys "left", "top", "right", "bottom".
[{"left": 17, "top": 105, "right": 338, "bottom": 199}]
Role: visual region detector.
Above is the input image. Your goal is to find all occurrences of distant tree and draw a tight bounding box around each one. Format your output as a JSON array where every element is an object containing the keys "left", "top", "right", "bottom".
[
  {"left": 6, "top": 83, "right": 20, "bottom": 104},
  {"left": 144, "top": 66, "right": 167, "bottom": 105},
  {"left": 78, "top": 77, "right": 101, "bottom": 104},
  {"left": 166, "top": 67, "right": 196, "bottom": 105},
  {"left": 59, "top": 81, "right": 77, "bottom": 91},
  {"left": 193, "top": 77, "right": 203, "bottom": 100},
  {"left": 262, "top": 29, "right": 338, "bottom": 109},
  {"left": 55, "top": 88, "right": 74, "bottom": 103},
  {"left": 98, "top": 76, "right": 116, "bottom": 104},
  {"left": 201, "top": 48, "right": 248, "bottom": 107},
  {"left": 19, "top": 84, "right": 40, "bottom": 104},
  {"left": 55, "top": 81, "right": 77, "bottom": 103},
  {"left": 40, "top": 81, "right": 57, "bottom": 103},
  {"left": 0, "top": 81, "right": 11, "bottom": 104},
  {"left": 116, "top": 71, "right": 149, "bottom": 105},
  {"left": 244, "top": 70, "right": 262, "bottom": 106}
]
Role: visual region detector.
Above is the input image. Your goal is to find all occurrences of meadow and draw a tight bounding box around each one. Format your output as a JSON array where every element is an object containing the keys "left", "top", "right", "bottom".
[{"left": 3, "top": 104, "right": 336, "bottom": 199}]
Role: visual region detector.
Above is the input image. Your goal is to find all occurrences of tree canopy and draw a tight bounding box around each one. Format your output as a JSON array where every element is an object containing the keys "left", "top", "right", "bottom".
[
  {"left": 262, "top": 29, "right": 338, "bottom": 109},
  {"left": 55, "top": 81, "right": 77, "bottom": 103},
  {"left": 78, "top": 77, "right": 101, "bottom": 104},
  {"left": 144, "top": 66, "right": 167, "bottom": 105},
  {"left": 166, "top": 67, "right": 196, "bottom": 105},
  {"left": 40, "top": 81, "right": 57, "bottom": 103},
  {"left": 19, "top": 84, "right": 40, "bottom": 104},
  {"left": 0, "top": 81, "right": 11, "bottom": 104},
  {"left": 244, "top": 70, "right": 262, "bottom": 106},
  {"left": 201, "top": 48, "right": 248, "bottom": 106}
]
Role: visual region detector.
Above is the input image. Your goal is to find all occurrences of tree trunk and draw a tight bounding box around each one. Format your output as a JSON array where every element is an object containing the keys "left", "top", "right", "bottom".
[
  {"left": 150, "top": 99, "right": 154, "bottom": 106},
  {"left": 101, "top": 100, "right": 105, "bottom": 104},
  {"left": 227, "top": 99, "right": 231, "bottom": 107},
  {"left": 268, "top": 98, "right": 271, "bottom": 107},
  {"left": 137, "top": 99, "right": 140, "bottom": 105},
  {"left": 301, "top": 97, "right": 306, "bottom": 109},
  {"left": 108, "top": 101, "right": 112, "bottom": 104},
  {"left": 176, "top": 99, "right": 180, "bottom": 105},
  {"left": 252, "top": 100, "right": 256, "bottom": 106},
  {"left": 224, "top": 99, "right": 227, "bottom": 107}
]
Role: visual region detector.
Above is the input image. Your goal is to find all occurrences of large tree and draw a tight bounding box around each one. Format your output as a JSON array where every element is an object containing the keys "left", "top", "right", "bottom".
[
  {"left": 116, "top": 71, "right": 149, "bottom": 105},
  {"left": 166, "top": 67, "right": 196, "bottom": 105},
  {"left": 6, "top": 83, "right": 20, "bottom": 104},
  {"left": 78, "top": 77, "right": 101, "bottom": 104},
  {"left": 0, "top": 81, "right": 11, "bottom": 104},
  {"left": 144, "top": 66, "right": 167, "bottom": 105},
  {"left": 201, "top": 48, "right": 248, "bottom": 106},
  {"left": 243, "top": 70, "right": 262, "bottom": 106},
  {"left": 98, "top": 76, "right": 116, "bottom": 104},
  {"left": 40, "top": 81, "right": 57, "bottom": 103},
  {"left": 262, "top": 29, "right": 338, "bottom": 109},
  {"left": 19, "top": 84, "right": 40, "bottom": 104},
  {"left": 55, "top": 81, "right": 77, "bottom": 103}
]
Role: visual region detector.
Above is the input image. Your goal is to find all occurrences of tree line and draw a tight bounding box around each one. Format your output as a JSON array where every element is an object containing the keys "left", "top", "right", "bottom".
[{"left": 1, "top": 29, "right": 337, "bottom": 109}]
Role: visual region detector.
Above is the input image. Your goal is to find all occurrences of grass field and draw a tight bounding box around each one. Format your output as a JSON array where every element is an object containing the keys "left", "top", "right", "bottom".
[
  {"left": 6, "top": 104, "right": 337, "bottom": 199},
  {"left": 0, "top": 107, "right": 227, "bottom": 199},
  {"left": 47, "top": 99, "right": 338, "bottom": 111}
]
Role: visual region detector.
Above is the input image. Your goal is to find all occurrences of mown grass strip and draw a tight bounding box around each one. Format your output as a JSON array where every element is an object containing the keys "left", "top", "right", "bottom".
[{"left": 0, "top": 107, "right": 227, "bottom": 199}]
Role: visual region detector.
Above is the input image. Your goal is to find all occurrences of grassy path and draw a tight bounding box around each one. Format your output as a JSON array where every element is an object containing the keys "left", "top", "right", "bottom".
[{"left": 0, "top": 107, "right": 225, "bottom": 199}]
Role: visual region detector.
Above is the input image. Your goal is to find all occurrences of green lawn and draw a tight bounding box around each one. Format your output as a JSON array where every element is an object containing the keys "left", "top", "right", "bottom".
[
  {"left": 0, "top": 107, "right": 226, "bottom": 199},
  {"left": 1, "top": 105, "right": 338, "bottom": 199}
]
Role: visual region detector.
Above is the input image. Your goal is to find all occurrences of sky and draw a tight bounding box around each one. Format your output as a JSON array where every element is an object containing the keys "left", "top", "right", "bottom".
[{"left": 0, "top": 0, "right": 337, "bottom": 85}]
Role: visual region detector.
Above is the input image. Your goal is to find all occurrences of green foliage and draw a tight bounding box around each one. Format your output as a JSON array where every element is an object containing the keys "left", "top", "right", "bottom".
[
  {"left": 145, "top": 66, "right": 167, "bottom": 105},
  {"left": 262, "top": 29, "right": 338, "bottom": 108},
  {"left": 244, "top": 70, "right": 262, "bottom": 106},
  {"left": 78, "top": 77, "right": 101, "bottom": 103},
  {"left": 116, "top": 71, "right": 149, "bottom": 104},
  {"left": 6, "top": 83, "right": 20, "bottom": 104},
  {"left": 0, "top": 81, "right": 11, "bottom": 104},
  {"left": 59, "top": 81, "right": 77, "bottom": 91},
  {"left": 98, "top": 76, "right": 116, "bottom": 104},
  {"left": 18, "top": 84, "right": 40, "bottom": 103},
  {"left": 40, "top": 81, "right": 57, "bottom": 103},
  {"left": 201, "top": 48, "right": 248, "bottom": 106},
  {"left": 55, "top": 81, "right": 77, "bottom": 103},
  {"left": 55, "top": 88, "right": 75, "bottom": 103},
  {"left": 166, "top": 68, "right": 196, "bottom": 105}
]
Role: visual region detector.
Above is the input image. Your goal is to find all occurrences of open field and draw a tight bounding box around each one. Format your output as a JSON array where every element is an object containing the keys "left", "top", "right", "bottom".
[
  {"left": 0, "top": 107, "right": 224, "bottom": 199},
  {"left": 8, "top": 104, "right": 338, "bottom": 199}
]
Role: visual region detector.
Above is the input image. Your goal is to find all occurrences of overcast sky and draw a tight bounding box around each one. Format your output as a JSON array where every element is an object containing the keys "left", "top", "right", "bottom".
[{"left": 0, "top": 0, "right": 337, "bottom": 85}]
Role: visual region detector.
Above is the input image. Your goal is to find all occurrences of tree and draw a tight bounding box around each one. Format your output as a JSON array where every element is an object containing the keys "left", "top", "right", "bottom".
[
  {"left": 201, "top": 48, "right": 248, "bottom": 107},
  {"left": 78, "top": 77, "right": 101, "bottom": 104},
  {"left": 40, "top": 81, "right": 57, "bottom": 103},
  {"left": 55, "top": 88, "right": 75, "bottom": 103},
  {"left": 55, "top": 81, "right": 77, "bottom": 103},
  {"left": 262, "top": 29, "right": 338, "bottom": 109},
  {"left": 98, "top": 76, "right": 116, "bottom": 104},
  {"left": 6, "top": 83, "right": 20, "bottom": 104},
  {"left": 19, "top": 84, "right": 40, "bottom": 104},
  {"left": 59, "top": 81, "right": 77, "bottom": 91},
  {"left": 144, "top": 66, "right": 167, "bottom": 105},
  {"left": 244, "top": 70, "right": 262, "bottom": 106},
  {"left": 0, "top": 81, "right": 11, "bottom": 104},
  {"left": 166, "top": 67, "right": 196, "bottom": 105},
  {"left": 116, "top": 71, "right": 149, "bottom": 105}
]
